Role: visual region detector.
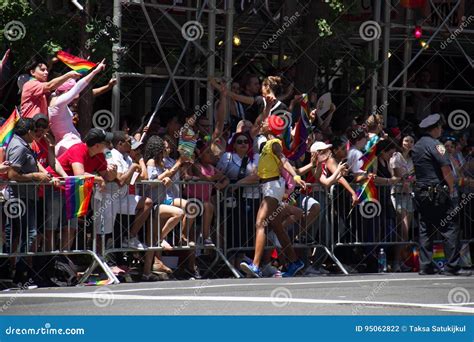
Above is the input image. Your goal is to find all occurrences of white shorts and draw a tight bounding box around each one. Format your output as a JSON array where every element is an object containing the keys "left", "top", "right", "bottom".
[
  {"left": 55, "top": 133, "right": 82, "bottom": 157},
  {"left": 94, "top": 194, "right": 141, "bottom": 234},
  {"left": 301, "top": 196, "right": 320, "bottom": 214},
  {"left": 260, "top": 177, "right": 285, "bottom": 203}
]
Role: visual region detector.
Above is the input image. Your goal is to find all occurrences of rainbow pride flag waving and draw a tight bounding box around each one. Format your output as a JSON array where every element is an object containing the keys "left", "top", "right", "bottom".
[
  {"left": 0, "top": 108, "right": 20, "bottom": 148},
  {"left": 57, "top": 50, "right": 97, "bottom": 75},
  {"left": 65, "top": 176, "right": 95, "bottom": 220},
  {"left": 360, "top": 134, "right": 380, "bottom": 172}
]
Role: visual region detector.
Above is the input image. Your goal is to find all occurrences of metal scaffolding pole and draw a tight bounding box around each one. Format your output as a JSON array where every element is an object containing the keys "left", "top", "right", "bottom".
[
  {"left": 381, "top": 0, "right": 391, "bottom": 123},
  {"left": 207, "top": 0, "right": 216, "bottom": 121},
  {"left": 370, "top": 0, "right": 382, "bottom": 112},
  {"left": 399, "top": 8, "right": 413, "bottom": 121},
  {"left": 223, "top": 0, "right": 234, "bottom": 119},
  {"left": 111, "top": 0, "right": 122, "bottom": 130}
]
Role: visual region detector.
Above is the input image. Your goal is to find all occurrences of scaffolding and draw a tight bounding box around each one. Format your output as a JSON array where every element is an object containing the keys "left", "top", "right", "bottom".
[{"left": 111, "top": 0, "right": 473, "bottom": 129}]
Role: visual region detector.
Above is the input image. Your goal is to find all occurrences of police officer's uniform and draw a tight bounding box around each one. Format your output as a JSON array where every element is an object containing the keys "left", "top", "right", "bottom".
[{"left": 412, "top": 114, "right": 462, "bottom": 275}]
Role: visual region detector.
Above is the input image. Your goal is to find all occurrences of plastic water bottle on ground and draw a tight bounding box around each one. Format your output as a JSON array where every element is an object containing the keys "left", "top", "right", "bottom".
[{"left": 378, "top": 248, "right": 387, "bottom": 273}]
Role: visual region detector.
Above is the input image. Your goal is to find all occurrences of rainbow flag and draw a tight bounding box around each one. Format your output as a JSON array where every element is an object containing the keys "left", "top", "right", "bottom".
[
  {"left": 0, "top": 108, "right": 20, "bottom": 148},
  {"left": 283, "top": 94, "right": 312, "bottom": 161},
  {"left": 356, "top": 177, "right": 378, "bottom": 203},
  {"left": 57, "top": 50, "right": 97, "bottom": 75},
  {"left": 360, "top": 135, "right": 380, "bottom": 171},
  {"left": 65, "top": 176, "right": 95, "bottom": 220}
]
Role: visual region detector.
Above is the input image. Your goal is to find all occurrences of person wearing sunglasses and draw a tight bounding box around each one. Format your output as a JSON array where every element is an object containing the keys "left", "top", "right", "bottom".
[{"left": 217, "top": 132, "right": 259, "bottom": 263}]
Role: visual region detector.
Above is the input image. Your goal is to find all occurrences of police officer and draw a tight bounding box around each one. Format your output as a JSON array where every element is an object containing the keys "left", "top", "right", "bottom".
[{"left": 412, "top": 114, "right": 470, "bottom": 276}]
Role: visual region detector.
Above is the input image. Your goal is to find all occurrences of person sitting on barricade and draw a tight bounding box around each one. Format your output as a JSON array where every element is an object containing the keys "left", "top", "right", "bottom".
[
  {"left": 143, "top": 135, "right": 202, "bottom": 280},
  {"left": 184, "top": 141, "right": 229, "bottom": 247},
  {"left": 94, "top": 131, "right": 152, "bottom": 250},
  {"left": 144, "top": 135, "right": 186, "bottom": 249},
  {"left": 45, "top": 128, "right": 117, "bottom": 251},
  {"left": 6, "top": 118, "right": 57, "bottom": 284}
]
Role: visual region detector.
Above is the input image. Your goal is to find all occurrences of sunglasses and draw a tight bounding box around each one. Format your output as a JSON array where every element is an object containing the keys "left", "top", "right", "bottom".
[{"left": 235, "top": 139, "right": 249, "bottom": 145}]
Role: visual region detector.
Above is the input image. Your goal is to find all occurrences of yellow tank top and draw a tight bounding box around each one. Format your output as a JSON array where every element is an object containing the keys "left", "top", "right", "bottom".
[{"left": 257, "top": 138, "right": 282, "bottom": 179}]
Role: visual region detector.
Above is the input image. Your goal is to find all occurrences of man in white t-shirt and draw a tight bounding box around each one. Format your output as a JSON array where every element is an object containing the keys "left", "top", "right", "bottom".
[{"left": 94, "top": 131, "right": 153, "bottom": 250}]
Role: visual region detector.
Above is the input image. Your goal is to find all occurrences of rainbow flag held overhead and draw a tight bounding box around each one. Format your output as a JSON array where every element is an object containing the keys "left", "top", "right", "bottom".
[
  {"left": 65, "top": 176, "right": 95, "bottom": 220},
  {"left": 0, "top": 108, "right": 20, "bottom": 148},
  {"left": 57, "top": 50, "right": 97, "bottom": 75},
  {"left": 283, "top": 93, "right": 312, "bottom": 161}
]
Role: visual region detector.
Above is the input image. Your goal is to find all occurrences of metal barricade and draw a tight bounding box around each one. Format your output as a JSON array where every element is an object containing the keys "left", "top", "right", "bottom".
[
  {"left": 100, "top": 180, "right": 235, "bottom": 278},
  {"left": 222, "top": 182, "right": 348, "bottom": 275},
  {"left": 0, "top": 181, "right": 118, "bottom": 285}
]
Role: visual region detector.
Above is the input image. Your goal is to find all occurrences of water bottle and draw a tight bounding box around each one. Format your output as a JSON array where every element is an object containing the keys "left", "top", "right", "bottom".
[{"left": 378, "top": 248, "right": 387, "bottom": 273}]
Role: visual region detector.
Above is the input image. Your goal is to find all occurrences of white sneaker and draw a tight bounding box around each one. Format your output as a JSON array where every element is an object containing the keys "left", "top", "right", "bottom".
[{"left": 123, "top": 237, "right": 145, "bottom": 250}]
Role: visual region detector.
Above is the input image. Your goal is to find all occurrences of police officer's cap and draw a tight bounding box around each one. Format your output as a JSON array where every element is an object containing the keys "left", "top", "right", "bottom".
[{"left": 419, "top": 113, "right": 441, "bottom": 128}]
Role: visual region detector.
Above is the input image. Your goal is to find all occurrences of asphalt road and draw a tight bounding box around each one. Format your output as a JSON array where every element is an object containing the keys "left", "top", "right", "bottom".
[{"left": 0, "top": 273, "right": 472, "bottom": 315}]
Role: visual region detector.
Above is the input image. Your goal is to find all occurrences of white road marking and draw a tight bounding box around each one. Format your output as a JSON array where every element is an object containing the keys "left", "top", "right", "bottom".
[
  {"left": 76, "top": 276, "right": 469, "bottom": 294},
  {"left": 0, "top": 293, "right": 472, "bottom": 313}
]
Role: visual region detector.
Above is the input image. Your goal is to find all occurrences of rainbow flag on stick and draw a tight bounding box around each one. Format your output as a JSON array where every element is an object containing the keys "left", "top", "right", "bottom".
[
  {"left": 0, "top": 108, "right": 20, "bottom": 148},
  {"left": 65, "top": 176, "right": 95, "bottom": 220},
  {"left": 356, "top": 177, "right": 378, "bottom": 203},
  {"left": 57, "top": 50, "right": 97, "bottom": 75}
]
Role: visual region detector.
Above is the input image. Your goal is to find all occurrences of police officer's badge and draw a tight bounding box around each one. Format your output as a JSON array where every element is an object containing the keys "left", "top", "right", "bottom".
[{"left": 435, "top": 144, "right": 446, "bottom": 155}]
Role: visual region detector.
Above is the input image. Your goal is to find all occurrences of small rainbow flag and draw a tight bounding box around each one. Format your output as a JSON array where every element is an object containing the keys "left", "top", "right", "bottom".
[
  {"left": 0, "top": 108, "right": 20, "bottom": 148},
  {"left": 57, "top": 50, "right": 97, "bottom": 75},
  {"left": 65, "top": 176, "right": 95, "bottom": 220},
  {"left": 356, "top": 177, "right": 378, "bottom": 203},
  {"left": 360, "top": 135, "right": 380, "bottom": 172}
]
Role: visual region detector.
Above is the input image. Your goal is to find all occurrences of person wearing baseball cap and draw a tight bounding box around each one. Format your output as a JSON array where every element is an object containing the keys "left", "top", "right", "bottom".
[
  {"left": 45, "top": 128, "right": 116, "bottom": 251},
  {"left": 412, "top": 113, "right": 470, "bottom": 276}
]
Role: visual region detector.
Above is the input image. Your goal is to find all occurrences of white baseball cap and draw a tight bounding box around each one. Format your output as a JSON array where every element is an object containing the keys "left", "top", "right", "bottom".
[{"left": 310, "top": 141, "right": 332, "bottom": 152}]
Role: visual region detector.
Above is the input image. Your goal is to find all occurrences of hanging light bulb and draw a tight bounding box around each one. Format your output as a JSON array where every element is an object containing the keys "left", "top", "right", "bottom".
[{"left": 233, "top": 34, "right": 241, "bottom": 46}]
